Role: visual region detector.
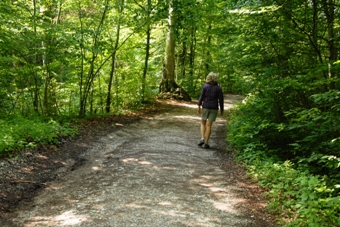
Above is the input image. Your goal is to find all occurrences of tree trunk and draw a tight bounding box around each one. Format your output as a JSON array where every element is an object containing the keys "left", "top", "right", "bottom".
[
  {"left": 141, "top": 0, "right": 151, "bottom": 103},
  {"left": 78, "top": 0, "right": 109, "bottom": 116},
  {"left": 32, "top": 0, "right": 39, "bottom": 113},
  {"left": 106, "top": 0, "right": 124, "bottom": 113},
  {"left": 159, "top": 1, "right": 191, "bottom": 101},
  {"left": 322, "top": 0, "right": 337, "bottom": 89},
  {"left": 205, "top": 23, "right": 212, "bottom": 74}
]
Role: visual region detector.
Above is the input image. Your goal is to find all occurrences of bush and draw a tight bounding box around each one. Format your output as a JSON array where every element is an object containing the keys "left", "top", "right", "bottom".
[
  {"left": 226, "top": 90, "right": 340, "bottom": 226},
  {"left": 240, "top": 159, "right": 340, "bottom": 226},
  {"left": 0, "top": 115, "right": 78, "bottom": 156}
]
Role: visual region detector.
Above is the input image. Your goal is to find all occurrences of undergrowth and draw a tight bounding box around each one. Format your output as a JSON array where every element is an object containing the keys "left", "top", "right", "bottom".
[
  {"left": 226, "top": 91, "right": 340, "bottom": 226},
  {"left": 0, "top": 115, "right": 78, "bottom": 157},
  {"left": 0, "top": 101, "right": 157, "bottom": 158},
  {"left": 239, "top": 157, "right": 340, "bottom": 226}
]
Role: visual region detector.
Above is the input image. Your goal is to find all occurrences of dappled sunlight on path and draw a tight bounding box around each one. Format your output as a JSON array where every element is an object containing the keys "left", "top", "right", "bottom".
[{"left": 2, "top": 95, "right": 275, "bottom": 227}]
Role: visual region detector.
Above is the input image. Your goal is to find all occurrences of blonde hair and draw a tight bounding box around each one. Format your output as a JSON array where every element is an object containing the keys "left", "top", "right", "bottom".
[{"left": 206, "top": 72, "right": 218, "bottom": 84}]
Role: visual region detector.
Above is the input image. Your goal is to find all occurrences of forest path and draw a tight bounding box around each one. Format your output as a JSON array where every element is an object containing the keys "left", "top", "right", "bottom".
[{"left": 1, "top": 95, "right": 276, "bottom": 227}]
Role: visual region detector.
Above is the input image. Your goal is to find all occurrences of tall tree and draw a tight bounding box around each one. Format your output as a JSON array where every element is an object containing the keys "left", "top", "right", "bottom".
[
  {"left": 106, "top": 0, "right": 125, "bottom": 113},
  {"left": 141, "top": 0, "right": 152, "bottom": 103},
  {"left": 159, "top": 0, "right": 191, "bottom": 101}
]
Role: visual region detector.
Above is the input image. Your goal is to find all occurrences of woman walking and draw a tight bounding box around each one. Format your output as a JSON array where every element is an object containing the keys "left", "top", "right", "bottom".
[{"left": 197, "top": 72, "right": 224, "bottom": 148}]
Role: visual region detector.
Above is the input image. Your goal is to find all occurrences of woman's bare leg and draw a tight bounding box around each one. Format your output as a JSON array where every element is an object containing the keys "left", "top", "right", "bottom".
[
  {"left": 204, "top": 120, "right": 213, "bottom": 145},
  {"left": 200, "top": 120, "right": 206, "bottom": 141}
]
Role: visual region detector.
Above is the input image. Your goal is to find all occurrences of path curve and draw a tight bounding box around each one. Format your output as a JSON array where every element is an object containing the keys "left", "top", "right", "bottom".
[{"left": 1, "top": 95, "right": 276, "bottom": 227}]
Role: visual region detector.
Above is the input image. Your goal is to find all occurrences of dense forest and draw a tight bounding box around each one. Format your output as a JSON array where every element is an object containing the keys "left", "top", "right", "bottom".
[{"left": 0, "top": 0, "right": 339, "bottom": 226}]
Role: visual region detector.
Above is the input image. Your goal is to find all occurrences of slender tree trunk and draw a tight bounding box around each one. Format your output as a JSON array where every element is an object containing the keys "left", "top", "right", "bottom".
[
  {"left": 79, "top": 0, "right": 109, "bottom": 116},
  {"left": 205, "top": 23, "right": 212, "bottom": 74},
  {"left": 180, "top": 41, "right": 187, "bottom": 78},
  {"left": 141, "top": 0, "right": 152, "bottom": 103},
  {"left": 42, "top": 1, "right": 61, "bottom": 116},
  {"left": 106, "top": 0, "right": 124, "bottom": 113},
  {"left": 188, "top": 27, "right": 196, "bottom": 82},
  {"left": 322, "top": 0, "right": 337, "bottom": 89},
  {"left": 107, "top": 48, "right": 117, "bottom": 113},
  {"left": 32, "top": 0, "right": 39, "bottom": 113},
  {"left": 78, "top": 1, "right": 85, "bottom": 116}
]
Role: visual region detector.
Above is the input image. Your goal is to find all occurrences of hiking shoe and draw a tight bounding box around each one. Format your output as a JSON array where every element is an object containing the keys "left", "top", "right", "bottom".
[
  {"left": 203, "top": 144, "right": 210, "bottom": 149},
  {"left": 198, "top": 140, "right": 205, "bottom": 146}
]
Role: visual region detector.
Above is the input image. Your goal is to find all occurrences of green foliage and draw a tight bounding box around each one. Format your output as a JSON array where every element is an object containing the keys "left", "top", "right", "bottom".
[
  {"left": 227, "top": 90, "right": 340, "bottom": 226},
  {"left": 243, "top": 159, "right": 340, "bottom": 226},
  {"left": 0, "top": 115, "right": 78, "bottom": 157},
  {"left": 225, "top": 0, "right": 340, "bottom": 224},
  {"left": 1, "top": 2, "right": 339, "bottom": 225}
]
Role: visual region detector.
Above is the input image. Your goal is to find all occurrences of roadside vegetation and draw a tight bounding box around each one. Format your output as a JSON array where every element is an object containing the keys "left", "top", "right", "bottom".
[
  {"left": 227, "top": 92, "right": 340, "bottom": 226},
  {"left": 0, "top": 115, "right": 77, "bottom": 157},
  {"left": 225, "top": 1, "right": 340, "bottom": 226}
]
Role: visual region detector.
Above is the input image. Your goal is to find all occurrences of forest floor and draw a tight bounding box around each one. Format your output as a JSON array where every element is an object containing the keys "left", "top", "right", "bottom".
[{"left": 0, "top": 95, "right": 279, "bottom": 227}]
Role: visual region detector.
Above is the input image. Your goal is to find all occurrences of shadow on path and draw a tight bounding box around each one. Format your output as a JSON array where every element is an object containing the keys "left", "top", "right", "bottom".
[{"left": 0, "top": 95, "right": 277, "bottom": 227}]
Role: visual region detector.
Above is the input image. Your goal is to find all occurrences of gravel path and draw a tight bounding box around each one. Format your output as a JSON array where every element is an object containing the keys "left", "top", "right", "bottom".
[{"left": 0, "top": 95, "right": 277, "bottom": 227}]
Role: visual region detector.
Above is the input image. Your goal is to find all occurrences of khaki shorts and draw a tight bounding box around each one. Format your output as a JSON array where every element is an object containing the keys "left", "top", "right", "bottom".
[{"left": 202, "top": 108, "right": 218, "bottom": 122}]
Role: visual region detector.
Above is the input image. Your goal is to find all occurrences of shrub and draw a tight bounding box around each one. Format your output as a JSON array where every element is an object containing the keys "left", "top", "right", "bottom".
[
  {"left": 226, "top": 90, "right": 340, "bottom": 226},
  {"left": 0, "top": 115, "right": 78, "bottom": 156}
]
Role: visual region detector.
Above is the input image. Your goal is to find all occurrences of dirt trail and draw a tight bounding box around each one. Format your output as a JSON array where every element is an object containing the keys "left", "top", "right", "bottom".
[{"left": 0, "top": 95, "right": 277, "bottom": 227}]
